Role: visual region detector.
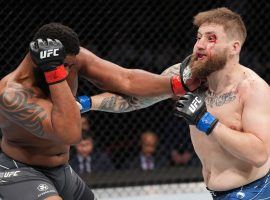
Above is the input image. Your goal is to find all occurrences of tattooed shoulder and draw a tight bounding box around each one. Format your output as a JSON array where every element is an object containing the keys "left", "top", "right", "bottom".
[{"left": 0, "top": 85, "right": 47, "bottom": 136}]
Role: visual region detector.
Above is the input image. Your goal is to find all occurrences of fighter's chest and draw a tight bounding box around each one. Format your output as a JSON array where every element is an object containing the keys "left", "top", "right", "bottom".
[
  {"left": 190, "top": 91, "right": 244, "bottom": 152},
  {"left": 204, "top": 91, "right": 243, "bottom": 131}
]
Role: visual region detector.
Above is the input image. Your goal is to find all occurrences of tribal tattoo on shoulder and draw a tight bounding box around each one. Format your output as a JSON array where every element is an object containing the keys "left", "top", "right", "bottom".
[
  {"left": 203, "top": 90, "right": 237, "bottom": 108},
  {"left": 0, "top": 86, "right": 47, "bottom": 136}
]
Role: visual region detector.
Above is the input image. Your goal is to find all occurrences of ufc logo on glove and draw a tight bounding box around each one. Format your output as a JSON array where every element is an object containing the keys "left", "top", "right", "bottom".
[
  {"left": 40, "top": 49, "right": 59, "bottom": 59},
  {"left": 189, "top": 97, "right": 202, "bottom": 113},
  {"left": 175, "top": 93, "right": 219, "bottom": 135}
]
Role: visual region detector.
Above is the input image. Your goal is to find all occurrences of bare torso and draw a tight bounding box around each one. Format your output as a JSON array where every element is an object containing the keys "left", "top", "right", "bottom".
[
  {"left": 191, "top": 67, "right": 270, "bottom": 191},
  {"left": 0, "top": 63, "right": 79, "bottom": 167}
]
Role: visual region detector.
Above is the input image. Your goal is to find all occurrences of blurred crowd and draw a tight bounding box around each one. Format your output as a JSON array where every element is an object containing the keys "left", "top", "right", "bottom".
[
  {"left": 0, "top": 109, "right": 200, "bottom": 176},
  {"left": 68, "top": 116, "right": 199, "bottom": 177}
]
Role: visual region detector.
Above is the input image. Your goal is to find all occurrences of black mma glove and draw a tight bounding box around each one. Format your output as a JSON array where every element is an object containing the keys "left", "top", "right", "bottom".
[
  {"left": 171, "top": 55, "right": 201, "bottom": 95},
  {"left": 29, "top": 38, "right": 67, "bottom": 84},
  {"left": 175, "top": 92, "right": 218, "bottom": 135}
]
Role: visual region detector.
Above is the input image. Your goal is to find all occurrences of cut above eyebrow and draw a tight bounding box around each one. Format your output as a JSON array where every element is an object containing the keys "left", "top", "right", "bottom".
[{"left": 197, "top": 31, "right": 216, "bottom": 35}]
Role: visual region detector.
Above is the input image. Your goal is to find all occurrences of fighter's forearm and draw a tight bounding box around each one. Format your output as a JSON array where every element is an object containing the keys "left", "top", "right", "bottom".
[
  {"left": 126, "top": 64, "right": 180, "bottom": 96},
  {"left": 122, "top": 69, "right": 171, "bottom": 97},
  {"left": 90, "top": 64, "right": 180, "bottom": 112},
  {"left": 212, "top": 123, "right": 268, "bottom": 167},
  {"left": 49, "top": 82, "right": 81, "bottom": 142},
  {"left": 79, "top": 47, "right": 180, "bottom": 97},
  {"left": 91, "top": 93, "right": 170, "bottom": 113}
]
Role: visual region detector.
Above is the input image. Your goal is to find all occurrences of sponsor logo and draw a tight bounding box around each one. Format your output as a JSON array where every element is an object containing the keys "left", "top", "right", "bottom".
[
  {"left": 40, "top": 49, "right": 59, "bottom": 59},
  {"left": 37, "top": 190, "right": 56, "bottom": 198},
  {"left": 37, "top": 183, "right": 49, "bottom": 192},
  {"left": 189, "top": 97, "right": 201, "bottom": 113},
  {"left": 0, "top": 170, "right": 20, "bottom": 178},
  {"left": 236, "top": 191, "right": 245, "bottom": 199}
]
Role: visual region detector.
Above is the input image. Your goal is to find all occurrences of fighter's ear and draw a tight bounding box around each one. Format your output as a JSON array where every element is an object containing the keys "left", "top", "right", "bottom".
[{"left": 230, "top": 40, "right": 241, "bottom": 55}]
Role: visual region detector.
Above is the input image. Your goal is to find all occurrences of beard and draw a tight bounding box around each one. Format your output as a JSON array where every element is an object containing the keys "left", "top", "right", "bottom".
[
  {"left": 190, "top": 48, "right": 228, "bottom": 79},
  {"left": 33, "top": 67, "right": 50, "bottom": 97}
]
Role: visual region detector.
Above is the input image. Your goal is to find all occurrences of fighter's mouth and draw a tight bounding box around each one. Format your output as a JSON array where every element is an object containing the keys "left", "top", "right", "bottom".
[{"left": 197, "top": 53, "right": 207, "bottom": 60}]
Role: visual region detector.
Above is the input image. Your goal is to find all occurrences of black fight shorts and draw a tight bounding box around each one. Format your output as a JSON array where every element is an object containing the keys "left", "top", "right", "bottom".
[{"left": 0, "top": 152, "right": 96, "bottom": 200}]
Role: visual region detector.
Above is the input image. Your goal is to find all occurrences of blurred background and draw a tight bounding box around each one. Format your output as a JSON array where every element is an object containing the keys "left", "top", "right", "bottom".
[{"left": 1, "top": 0, "right": 270, "bottom": 199}]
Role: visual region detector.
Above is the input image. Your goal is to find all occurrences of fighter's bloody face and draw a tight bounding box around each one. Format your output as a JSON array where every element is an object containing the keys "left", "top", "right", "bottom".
[{"left": 190, "top": 24, "right": 229, "bottom": 79}]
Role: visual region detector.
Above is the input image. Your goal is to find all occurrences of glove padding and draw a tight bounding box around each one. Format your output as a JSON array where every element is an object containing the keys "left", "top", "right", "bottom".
[
  {"left": 179, "top": 55, "right": 192, "bottom": 91},
  {"left": 175, "top": 92, "right": 218, "bottom": 135},
  {"left": 179, "top": 55, "right": 201, "bottom": 92},
  {"left": 30, "top": 38, "right": 66, "bottom": 71},
  {"left": 29, "top": 38, "right": 67, "bottom": 84},
  {"left": 171, "top": 55, "right": 201, "bottom": 95}
]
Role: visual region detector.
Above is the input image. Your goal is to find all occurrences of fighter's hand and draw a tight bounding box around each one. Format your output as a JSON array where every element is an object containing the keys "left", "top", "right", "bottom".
[
  {"left": 29, "top": 38, "right": 67, "bottom": 84},
  {"left": 171, "top": 55, "right": 201, "bottom": 95},
  {"left": 174, "top": 92, "right": 218, "bottom": 135}
]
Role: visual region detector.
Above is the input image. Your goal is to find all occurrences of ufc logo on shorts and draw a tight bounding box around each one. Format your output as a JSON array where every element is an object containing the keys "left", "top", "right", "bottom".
[
  {"left": 0, "top": 170, "right": 20, "bottom": 178},
  {"left": 40, "top": 49, "right": 59, "bottom": 59},
  {"left": 189, "top": 97, "right": 201, "bottom": 113}
]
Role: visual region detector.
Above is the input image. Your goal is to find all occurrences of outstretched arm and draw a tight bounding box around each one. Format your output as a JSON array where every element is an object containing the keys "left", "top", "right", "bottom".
[
  {"left": 78, "top": 47, "right": 177, "bottom": 97},
  {"left": 90, "top": 64, "right": 180, "bottom": 112}
]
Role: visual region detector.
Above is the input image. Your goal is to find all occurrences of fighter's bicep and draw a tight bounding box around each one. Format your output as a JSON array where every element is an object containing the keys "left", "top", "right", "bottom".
[
  {"left": 0, "top": 86, "right": 54, "bottom": 138},
  {"left": 78, "top": 47, "right": 129, "bottom": 88},
  {"left": 241, "top": 83, "right": 270, "bottom": 140}
]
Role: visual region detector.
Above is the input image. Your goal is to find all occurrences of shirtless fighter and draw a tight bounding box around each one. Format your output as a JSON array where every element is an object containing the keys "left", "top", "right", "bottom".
[
  {"left": 90, "top": 8, "right": 270, "bottom": 199},
  {"left": 0, "top": 24, "right": 199, "bottom": 199}
]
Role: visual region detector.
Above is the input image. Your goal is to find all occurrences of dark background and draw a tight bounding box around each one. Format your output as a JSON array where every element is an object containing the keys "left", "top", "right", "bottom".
[{"left": 1, "top": 0, "right": 269, "bottom": 190}]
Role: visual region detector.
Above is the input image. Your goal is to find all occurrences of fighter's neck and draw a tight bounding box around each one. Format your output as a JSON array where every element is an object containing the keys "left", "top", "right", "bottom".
[{"left": 206, "top": 61, "right": 242, "bottom": 95}]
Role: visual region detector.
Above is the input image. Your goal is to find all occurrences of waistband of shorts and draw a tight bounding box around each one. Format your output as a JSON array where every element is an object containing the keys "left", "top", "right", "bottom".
[{"left": 206, "top": 171, "right": 270, "bottom": 197}]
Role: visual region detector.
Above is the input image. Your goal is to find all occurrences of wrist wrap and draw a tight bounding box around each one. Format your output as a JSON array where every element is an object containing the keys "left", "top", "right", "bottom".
[
  {"left": 44, "top": 64, "right": 67, "bottom": 84},
  {"left": 171, "top": 75, "right": 186, "bottom": 95},
  {"left": 196, "top": 112, "right": 219, "bottom": 135}
]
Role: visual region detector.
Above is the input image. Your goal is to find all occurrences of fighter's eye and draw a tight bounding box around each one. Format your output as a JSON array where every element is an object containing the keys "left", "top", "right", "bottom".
[
  {"left": 208, "top": 35, "right": 217, "bottom": 42},
  {"left": 64, "top": 63, "right": 69, "bottom": 68}
]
